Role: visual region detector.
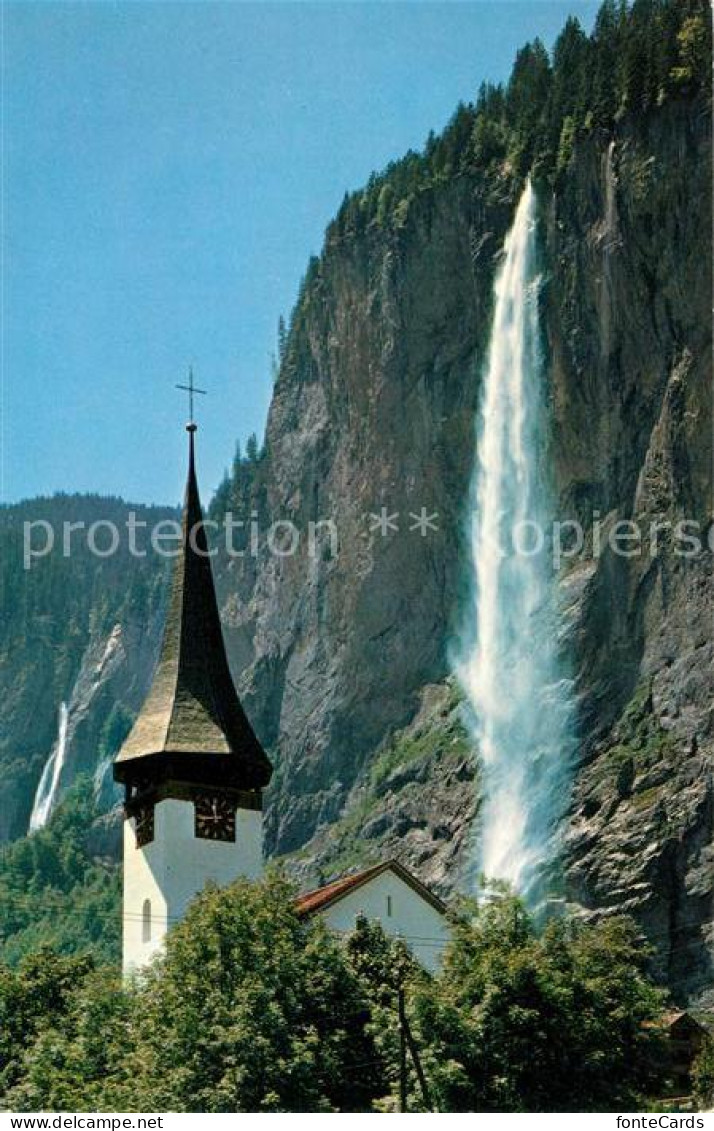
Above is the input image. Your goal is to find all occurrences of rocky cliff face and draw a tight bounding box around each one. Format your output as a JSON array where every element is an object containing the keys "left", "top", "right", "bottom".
[
  {"left": 215, "top": 95, "right": 711, "bottom": 1002},
  {"left": 0, "top": 498, "right": 170, "bottom": 842},
  {"left": 547, "top": 100, "right": 713, "bottom": 1002},
  {"left": 221, "top": 175, "right": 514, "bottom": 857}
]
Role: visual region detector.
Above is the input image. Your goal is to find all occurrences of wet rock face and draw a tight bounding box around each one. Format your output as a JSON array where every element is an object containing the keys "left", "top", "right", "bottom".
[
  {"left": 219, "top": 98, "right": 711, "bottom": 1002},
  {"left": 220, "top": 176, "right": 517, "bottom": 855},
  {"left": 3, "top": 617, "right": 163, "bottom": 841},
  {"left": 284, "top": 682, "right": 479, "bottom": 901},
  {"left": 0, "top": 497, "right": 173, "bottom": 844},
  {"left": 546, "top": 101, "right": 713, "bottom": 1004}
]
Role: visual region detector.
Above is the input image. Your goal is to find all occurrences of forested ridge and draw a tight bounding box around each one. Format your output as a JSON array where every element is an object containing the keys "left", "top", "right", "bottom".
[
  {"left": 0, "top": 785, "right": 120, "bottom": 966},
  {"left": 330, "top": 0, "right": 709, "bottom": 226},
  {"left": 208, "top": 0, "right": 709, "bottom": 526}
]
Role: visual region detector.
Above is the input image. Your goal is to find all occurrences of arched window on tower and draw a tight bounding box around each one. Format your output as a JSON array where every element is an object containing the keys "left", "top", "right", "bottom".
[{"left": 142, "top": 898, "right": 151, "bottom": 943}]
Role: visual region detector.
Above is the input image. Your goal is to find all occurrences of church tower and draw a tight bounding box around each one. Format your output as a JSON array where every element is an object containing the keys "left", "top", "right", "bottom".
[{"left": 113, "top": 419, "right": 272, "bottom": 975}]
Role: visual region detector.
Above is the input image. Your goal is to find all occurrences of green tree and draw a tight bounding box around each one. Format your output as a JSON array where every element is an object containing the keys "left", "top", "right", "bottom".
[
  {"left": 4, "top": 967, "right": 133, "bottom": 1112},
  {"left": 411, "top": 893, "right": 667, "bottom": 1112},
  {"left": 622, "top": 0, "right": 661, "bottom": 114},
  {"left": 4, "top": 885, "right": 677, "bottom": 1113},
  {"left": 692, "top": 1037, "right": 714, "bottom": 1111},
  {"left": 345, "top": 913, "right": 416, "bottom": 1008},
  {"left": 556, "top": 116, "right": 577, "bottom": 176},
  {"left": 231, "top": 440, "right": 242, "bottom": 480},
  {"left": 671, "top": 10, "right": 711, "bottom": 93},
  {"left": 0, "top": 949, "right": 95, "bottom": 1097},
  {"left": 245, "top": 432, "right": 259, "bottom": 463},
  {"left": 549, "top": 16, "right": 590, "bottom": 135},
  {"left": 208, "top": 469, "right": 232, "bottom": 520},
  {"left": 505, "top": 38, "right": 552, "bottom": 172},
  {"left": 277, "top": 315, "right": 288, "bottom": 361},
  {"left": 590, "top": 0, "right": 627, "bottom": 125},
  {"left": 125, "top": 874, "right": 383, "bottom": 1112},
  {"left": 5, "top": 877, "right": 387, "bottom": 1113}
]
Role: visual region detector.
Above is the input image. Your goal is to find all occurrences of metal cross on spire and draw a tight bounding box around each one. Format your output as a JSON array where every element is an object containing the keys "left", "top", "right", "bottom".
[{"left": 176, "top": 367, "right": 207, "bottom": 427}]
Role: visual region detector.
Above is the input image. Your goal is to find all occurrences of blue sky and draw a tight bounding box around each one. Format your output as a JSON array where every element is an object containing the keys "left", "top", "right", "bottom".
[{"left": 3, "top": 0, "right": 599, "bottom": 506}]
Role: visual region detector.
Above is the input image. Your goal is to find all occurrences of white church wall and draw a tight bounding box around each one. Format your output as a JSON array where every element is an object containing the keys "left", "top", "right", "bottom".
[
  {"left": 122, "top": 816, "right": 168, "bottom": 974},
  {"left": 318, "top": 870, "right": 450, "bottom": 972},
  {"left": 123, "top": 797, "right": 263, "bottom": 975}
]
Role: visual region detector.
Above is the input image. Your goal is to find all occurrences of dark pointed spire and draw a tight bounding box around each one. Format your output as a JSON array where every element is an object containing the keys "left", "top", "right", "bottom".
[{"left": 114, "top": 424, "right": 272, "bottom": 791}]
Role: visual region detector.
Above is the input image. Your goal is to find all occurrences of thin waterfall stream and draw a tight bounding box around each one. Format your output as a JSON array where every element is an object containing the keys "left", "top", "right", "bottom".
[{"left": 29, "top": 701, "right": 69, "bottom": 833}]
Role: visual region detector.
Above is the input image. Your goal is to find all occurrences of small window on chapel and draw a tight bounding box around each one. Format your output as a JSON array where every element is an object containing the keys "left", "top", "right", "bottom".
[
  {"left": 386, "top": 895, "right": 393, "bottom": 918},
  {"left": 142, "top": 899, "right": 151, "bottom": 943}
]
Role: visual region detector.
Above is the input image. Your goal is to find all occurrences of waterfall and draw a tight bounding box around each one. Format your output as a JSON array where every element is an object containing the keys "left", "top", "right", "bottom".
[
  {"left": 29, "top": 702, "right": 69, "bottom": 833},
  {"left": 455, "top": 180, "right": 575, "bottom": 904}
]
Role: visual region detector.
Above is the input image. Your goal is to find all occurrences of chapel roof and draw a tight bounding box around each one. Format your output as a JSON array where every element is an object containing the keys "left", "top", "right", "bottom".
[{"left": 295, "top": 860, "right": 448, "bottom": 917}]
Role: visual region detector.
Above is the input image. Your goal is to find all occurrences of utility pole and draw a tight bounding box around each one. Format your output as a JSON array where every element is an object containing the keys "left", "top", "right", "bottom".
[
  {"left": 403, "top": 1004, "right": 434, "bottom": 1112},
  {"left": 398, "top": 986, "right": 408, "bottom": 1113},
  {"left": 397, "top": 981, "right": 434, "bottom": 1112}
]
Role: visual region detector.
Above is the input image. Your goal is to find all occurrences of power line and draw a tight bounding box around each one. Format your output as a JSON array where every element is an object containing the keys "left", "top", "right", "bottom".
[
  {"left": 0, "top": 888, "right": 708, "bottom": 957},
  {"left": 0, "top": 889, "right": 708, "bottom": 953}
]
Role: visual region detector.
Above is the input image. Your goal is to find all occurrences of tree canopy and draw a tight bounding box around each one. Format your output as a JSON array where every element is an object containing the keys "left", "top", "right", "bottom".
[{"left": 2, "top": 878, "right": 673, "bottom": 1113}]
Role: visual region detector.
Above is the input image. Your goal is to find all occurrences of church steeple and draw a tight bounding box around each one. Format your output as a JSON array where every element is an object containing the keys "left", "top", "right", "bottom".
[
  {"left": 114, "top": 422, "right": 272, "bottom": 792},
  {"left": 116, "top": 409, "right": 272, "bottom": 975}
]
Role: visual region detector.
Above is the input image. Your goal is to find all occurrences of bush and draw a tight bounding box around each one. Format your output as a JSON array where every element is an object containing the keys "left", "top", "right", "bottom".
[{"left": 692, "top": 1038, "right": 714, "bottom": 1111}]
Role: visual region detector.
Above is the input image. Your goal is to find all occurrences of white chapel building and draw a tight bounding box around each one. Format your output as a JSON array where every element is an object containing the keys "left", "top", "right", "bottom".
[{"left": 114, "top": 421, "right": 450, "bottom": 975}]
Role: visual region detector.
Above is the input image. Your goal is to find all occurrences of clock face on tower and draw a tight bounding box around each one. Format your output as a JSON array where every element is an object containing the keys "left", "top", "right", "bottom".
[
  {"left": 194, "top": 794, "right": 236, "bottom": 842},
  {"left": 134, "top": 803, "right": 154, "bottom": 848}
]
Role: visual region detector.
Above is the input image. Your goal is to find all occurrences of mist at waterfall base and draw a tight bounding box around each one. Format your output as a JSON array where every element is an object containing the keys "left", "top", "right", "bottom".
[
  {"left": 454, "top": 180, "right": 576, "bottom": 907},
  {"left": 29, "top": 701, "right": 70, "bottom": 832}
]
